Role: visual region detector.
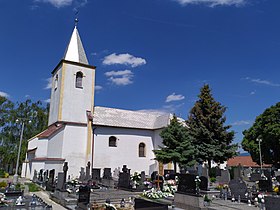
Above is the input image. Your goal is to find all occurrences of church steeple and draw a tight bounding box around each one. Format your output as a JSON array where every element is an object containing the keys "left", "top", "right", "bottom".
[{"left": 63, "top": 19, "right": 89, "bottom": 65}]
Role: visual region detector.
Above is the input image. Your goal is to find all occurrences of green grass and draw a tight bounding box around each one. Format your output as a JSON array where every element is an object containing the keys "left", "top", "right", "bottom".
[{"left": 25, "top": 183, "right": 41, "bottom": 192}]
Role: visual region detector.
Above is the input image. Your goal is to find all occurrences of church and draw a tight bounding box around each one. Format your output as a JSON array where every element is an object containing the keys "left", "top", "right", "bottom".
[{"left": 21, "top": 23, "right": 173, "bottom": 179}]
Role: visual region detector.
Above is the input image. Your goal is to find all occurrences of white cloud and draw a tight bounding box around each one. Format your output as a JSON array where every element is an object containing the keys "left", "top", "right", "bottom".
[
  {"left": 250, "top": 90, "right": 256, "bottom": 95},
  {"left": 44, "top": 77, "right": 52, "bottom": 89},
  {"left": 34, "top": 0, "right": 87, "bottom": 8},
  {"left": 34, "top": 0, "right": 73, "bottom": 8},
  {"left": 44, "top": 99, "right": 51, "bottom": 103},
  {"left": 244, "top": 77, "right": 280, "bottom": 87},
  {"left": 95, "top": 85, "right": 103, "bottom": 91},
  {"left": 232, "top": 120, "right": 251, "bottom": 126},
  {"left": 103, "top": 53, "right": 146, "bottom": 68},
  {"left": 0, "top": 91, "right": 9, "bottom": 98},
  {"left": 165, "top": 93, "right": 185, "bottom": 103},
  {"left": 174, "top": 0, "right": 246, "bottom": 7},
  {"left": 105, "top": 70, "right": 133, "bottom": 86}
]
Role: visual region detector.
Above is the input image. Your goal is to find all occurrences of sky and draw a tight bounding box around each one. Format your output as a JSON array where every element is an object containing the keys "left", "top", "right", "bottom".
[{"left": 0, "top": 0, "right": 280, "bottom": 149}]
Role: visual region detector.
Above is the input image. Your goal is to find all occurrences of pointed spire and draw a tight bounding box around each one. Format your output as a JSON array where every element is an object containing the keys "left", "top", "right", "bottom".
[{"left": 63, "top": 19, "right": 89, "bottom": 65}]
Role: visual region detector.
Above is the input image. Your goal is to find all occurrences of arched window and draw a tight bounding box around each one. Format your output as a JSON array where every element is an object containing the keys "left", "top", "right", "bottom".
[
  {"left": 109, "top": 136, "right": 117, "bottom": 147},
  {"left": 54, "top": 74, "right": 58, "bottom": 90},
  {"left": 139, "top": 143, "right": 146, "bottom": 157},
  {"left": 75, "top": 72, "right": 83, "bottom": 88}
]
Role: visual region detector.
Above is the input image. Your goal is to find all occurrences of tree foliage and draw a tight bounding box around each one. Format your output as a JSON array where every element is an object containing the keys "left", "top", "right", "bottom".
[
  {"left": 242, "top": 102, "right": 280, "bottom": 166},
  {"left": 0, "top": 99, "right": 49, "bottom": 173},
  {"left": 153, "top": 115, "right": 196, "bottom": 173},
  {"left": 187, "top": 84, "right": 237, "bottom": 169}
]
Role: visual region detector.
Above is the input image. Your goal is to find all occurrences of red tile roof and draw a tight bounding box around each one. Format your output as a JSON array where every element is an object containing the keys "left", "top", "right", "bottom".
[
  {"left": 37, "top": 123, "right": 65, "bottom": 138},
  {"left": 227, "top": 156, "right": 272, "bottom": 168}
]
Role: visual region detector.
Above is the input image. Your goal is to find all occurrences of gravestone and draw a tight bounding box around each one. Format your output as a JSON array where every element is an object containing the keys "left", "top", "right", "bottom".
[
  {"left": 216, "top": 167, "right": 222, "bottom": 176},
  {"left": 229, "top": 179, "right": 247, "bottom": 200},
  {"left": 134, "top": 198, "right": 168, "bottom": 210},
  {"left": 56, "top": 172, "right": 65, "bottom": 191},
  {"left": 32, "top": 170, "right": 38, "bottom": 182},
  {"left": 274, "top": 170, "right": 280, "bottom": 177},
  {"left": 78, "top": 185, "right": 91, "bottom": 205},
  {"left": 151, "top": 171, "right": 158, "bottom": 181},
  {"left": 201, "top": 166, "right": 208, "bottom": 178},
  {"left": 197, "top": 165, "right": 203, "bottom": 176},
  {"left": 43, "top": 170, "right": 48, "bottom": 183},
  {"left": 79, "top": 167, "right": 86, "bottom": 181},
  {"left": 243, "top": 168, "right": 252, "bottom": 180},
  {"left": 85, "top": 161, "right": 91, "bottom": 181},
  {"left": 92, "top": 168, "right": 101, "bottom": 180},
  {"left": 38, "top": 169, "right": 43, "bottom": 182},
  {"left": 164, "top": 170, "right": 175, "bottom": 180},
  {"left": 218, "top": 170, "right": 230, "bottom": 184},
  {"left": 177, "top": 174, "right": 197, "bottom": 194},
  {"left": 264, "top": 170, "right": 272, "bottom": 180},
  {"left": 276, "top": 175, "right": 280, "bottom": 183},
  {"left": 46, "top": 169, "right": 55, "bottom": 191},
  {"left": 265, "top": 196, "right": 280, "bottom": 210},
  {"left": 103, "top": 168, "right": 112, "bottom": 179},
  {"left": 199, "top": 176, "right": 208, "bottom": 191},
  {"left": 118, "top": 165, "right": 131, "bottom": 189},
  {"left": 259, "top": 180, "right": 272, "bottom": 192},
  {"left": 141, "top": 171, "right": 145, "bottom": 182},
  {"left": 233, "top": 164, "right": 242, "bottom": 180},
  {"left": 250, "top": 173, "right": 262, "bottom": 182}
]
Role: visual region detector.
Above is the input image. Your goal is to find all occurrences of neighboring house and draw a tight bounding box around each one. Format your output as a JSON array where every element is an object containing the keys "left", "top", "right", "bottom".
[
  {"left": 227, "top": 155, "right": 272, "bottom": 169},
  {"left": 21, "top": 24, "right": 173, "bottom": 179}
]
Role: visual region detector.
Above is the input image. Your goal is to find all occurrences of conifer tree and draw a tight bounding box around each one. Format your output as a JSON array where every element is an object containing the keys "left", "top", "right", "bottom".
[
  {"left": 187, "top": 84, "right": 237, "bottom": 169},
  {"left": 154, "top": 115, "right": 196, "bottom": 173}
]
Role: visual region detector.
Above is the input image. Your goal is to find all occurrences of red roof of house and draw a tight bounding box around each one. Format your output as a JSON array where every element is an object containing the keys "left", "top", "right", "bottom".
[
  {"left": 227, "top": 156, "right": 271, "bottom": 168},
  {"left": 37, "top": 123, "right": 65, "bottom": 138}
]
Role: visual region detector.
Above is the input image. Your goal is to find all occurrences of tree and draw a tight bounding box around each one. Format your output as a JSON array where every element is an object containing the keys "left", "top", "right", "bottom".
[
  {"left": 0, "top": 99, "right": 49, "bottom": 173},
  {"left": 187, "top": 84, "right": 237, "bottom": 169},
  {"left": 153, "top": 115, "right": 196, "bottom": 173},
  {"left": 0, "top": 96, "right": 14, "bottom": 127},
  {"left": 242, "top": 102, "right": 280, "bottom": 166}
]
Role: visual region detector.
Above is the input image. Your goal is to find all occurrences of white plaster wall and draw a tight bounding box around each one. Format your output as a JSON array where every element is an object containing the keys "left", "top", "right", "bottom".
[
  {"left": 61, "top": 63, "right": 95, "bottom": 124},
  {"left": 35, "top": 138, "right": 48, "bottom": 157},
  {"left": 93, "top": 126, "right": 159, "bottom": 175},
  {"left": 28, "top": 138, "right": 38, "bottom": 150},
  {"left": 45, "top": 162, "right": 64, "bottom": 177},
  {"left": 153, "top": 129, "right": 164, "bottom": 149},
  {"left": 61, "top": 124, "right": 88, "bottom": 177},
  {"left": 30, "top": 162, "right": 45, "bottom": 180},
  {"left": 47, "top": 127, "right": 65, "bottom": 158},
  {"left": 48, "top": 65, "right": 63, "bottom": 126}
]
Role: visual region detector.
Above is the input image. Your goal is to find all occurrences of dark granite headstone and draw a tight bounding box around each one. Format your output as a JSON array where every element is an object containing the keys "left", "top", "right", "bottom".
[
  {"left": 56, "top": 172, "right": 65, "bottom": 191},
  {"left": 85, "top": 161, "right": 91, "bottom": 181},
  {"left": 250, "top": 173, "right": 262, "bottom": 182},
  {"left": 259, "top": 180, "right": 272, "bottom": 192},
  {"left": 141, "top": 171, "right": 145, "bottom": 182},
  {"left": 218, "top": 170, "right": 230, "bottom": 184},
  {"left": 164, "top": 170, "right": 175, "bottom": 180},
  {"left": 265, "top": 196, "right": 280, "bottom": 210},
  {"left": 46, "top": 169, "right": 55, "bottom": 191},
  {"left": 151, "top": 171, "right": 158, "bottom": 181},
  {"left": 201, "top": 167, "right": 208, "bottom": 178},
  {"left": 92, "top": 168, "right": 101, "bottom": 180},
  {"left": 78, "top": 185, "right": 91, "bottom": 205},
  {"left": 229, "top": 179, "right": 247, "bottom": 200},
  {"left": 276, "top": 175, "right": 280, "bottom": 183},
  {"left": 177, "top": 174, "right": 197, "bottom": 194},
  {"left": 122, "top": 165, "right": 128, "bottom": 173},
  {"left": 118, "top": 172, "right": 131, "bottom": 189},
  {"left": 200, "top": 176, "right": 208, "bottom": 191},
  {"left": 39, "top": 169, "right": 43, "bottom": 182},
  {"left": 134, "top": 198, "right": 168, "bottom": 210},
  {"left": 103, "top": 168, "right": 112, "bottom": 179}
]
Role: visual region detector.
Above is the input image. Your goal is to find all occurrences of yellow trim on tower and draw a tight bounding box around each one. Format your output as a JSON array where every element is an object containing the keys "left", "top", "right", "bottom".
[
  {"left": 58, "top": 63, "right": 66, "bottom": 121},
  {"left": 86, "top": 121, "right": 92, "bottom": 156},
  {"left": 91, "top": 70, "right": 95, "bottom": 112}
]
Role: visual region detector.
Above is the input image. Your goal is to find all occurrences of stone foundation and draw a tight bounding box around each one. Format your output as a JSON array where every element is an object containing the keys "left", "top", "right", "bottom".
[{"left": 174, "top": 192, "right": 209, "bottom": 210}]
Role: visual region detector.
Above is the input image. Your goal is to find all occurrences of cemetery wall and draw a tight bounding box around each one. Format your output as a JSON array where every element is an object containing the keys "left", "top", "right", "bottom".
[{"left": 93, "top": 126, "right": 158, "bottom": 175}]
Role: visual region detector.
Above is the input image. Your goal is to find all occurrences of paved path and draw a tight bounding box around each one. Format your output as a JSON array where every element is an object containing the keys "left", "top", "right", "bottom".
[{"left": 33, "top": 191, "right": 67, "bottom": 210}]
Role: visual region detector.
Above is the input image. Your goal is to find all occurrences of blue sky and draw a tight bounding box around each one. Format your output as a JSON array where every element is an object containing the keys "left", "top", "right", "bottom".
[{"left": 0, "top": 0, "right": 280, "bottom": 148}]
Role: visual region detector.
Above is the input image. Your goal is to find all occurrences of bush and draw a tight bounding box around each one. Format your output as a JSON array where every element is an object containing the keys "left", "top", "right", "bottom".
[
  {"left": 210, "top": 177, "right": 216, "bottom": 183},
  {"left": 26, "top": 183, "right": 40, "bottom": 192},
  {"left": 0, "top": 181, "right": 7, "bottom": 188}
]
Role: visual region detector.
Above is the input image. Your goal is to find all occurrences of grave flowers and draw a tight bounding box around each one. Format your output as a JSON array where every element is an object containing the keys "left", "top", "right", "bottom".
[
  {"left": 195, "top": 176, "right": 201, "bottom": 195},
  {"left": 130, "top": 172, "right": 141, "bottom": 188}
]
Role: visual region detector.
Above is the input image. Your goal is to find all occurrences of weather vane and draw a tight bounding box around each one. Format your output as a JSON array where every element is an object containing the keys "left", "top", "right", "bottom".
[{"left": 75, "top": 10, "right": 79, "bottom": 27}]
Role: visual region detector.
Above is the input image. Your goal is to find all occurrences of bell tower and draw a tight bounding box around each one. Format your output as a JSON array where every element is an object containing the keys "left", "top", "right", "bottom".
[{"left": 48, "top": 20, "right": 96, "bottom": 126}]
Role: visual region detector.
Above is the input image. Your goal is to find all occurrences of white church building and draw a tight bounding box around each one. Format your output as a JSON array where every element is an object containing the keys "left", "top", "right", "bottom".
[{"left": 21, "top": 23, "right": 173, "bottom": 179}]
